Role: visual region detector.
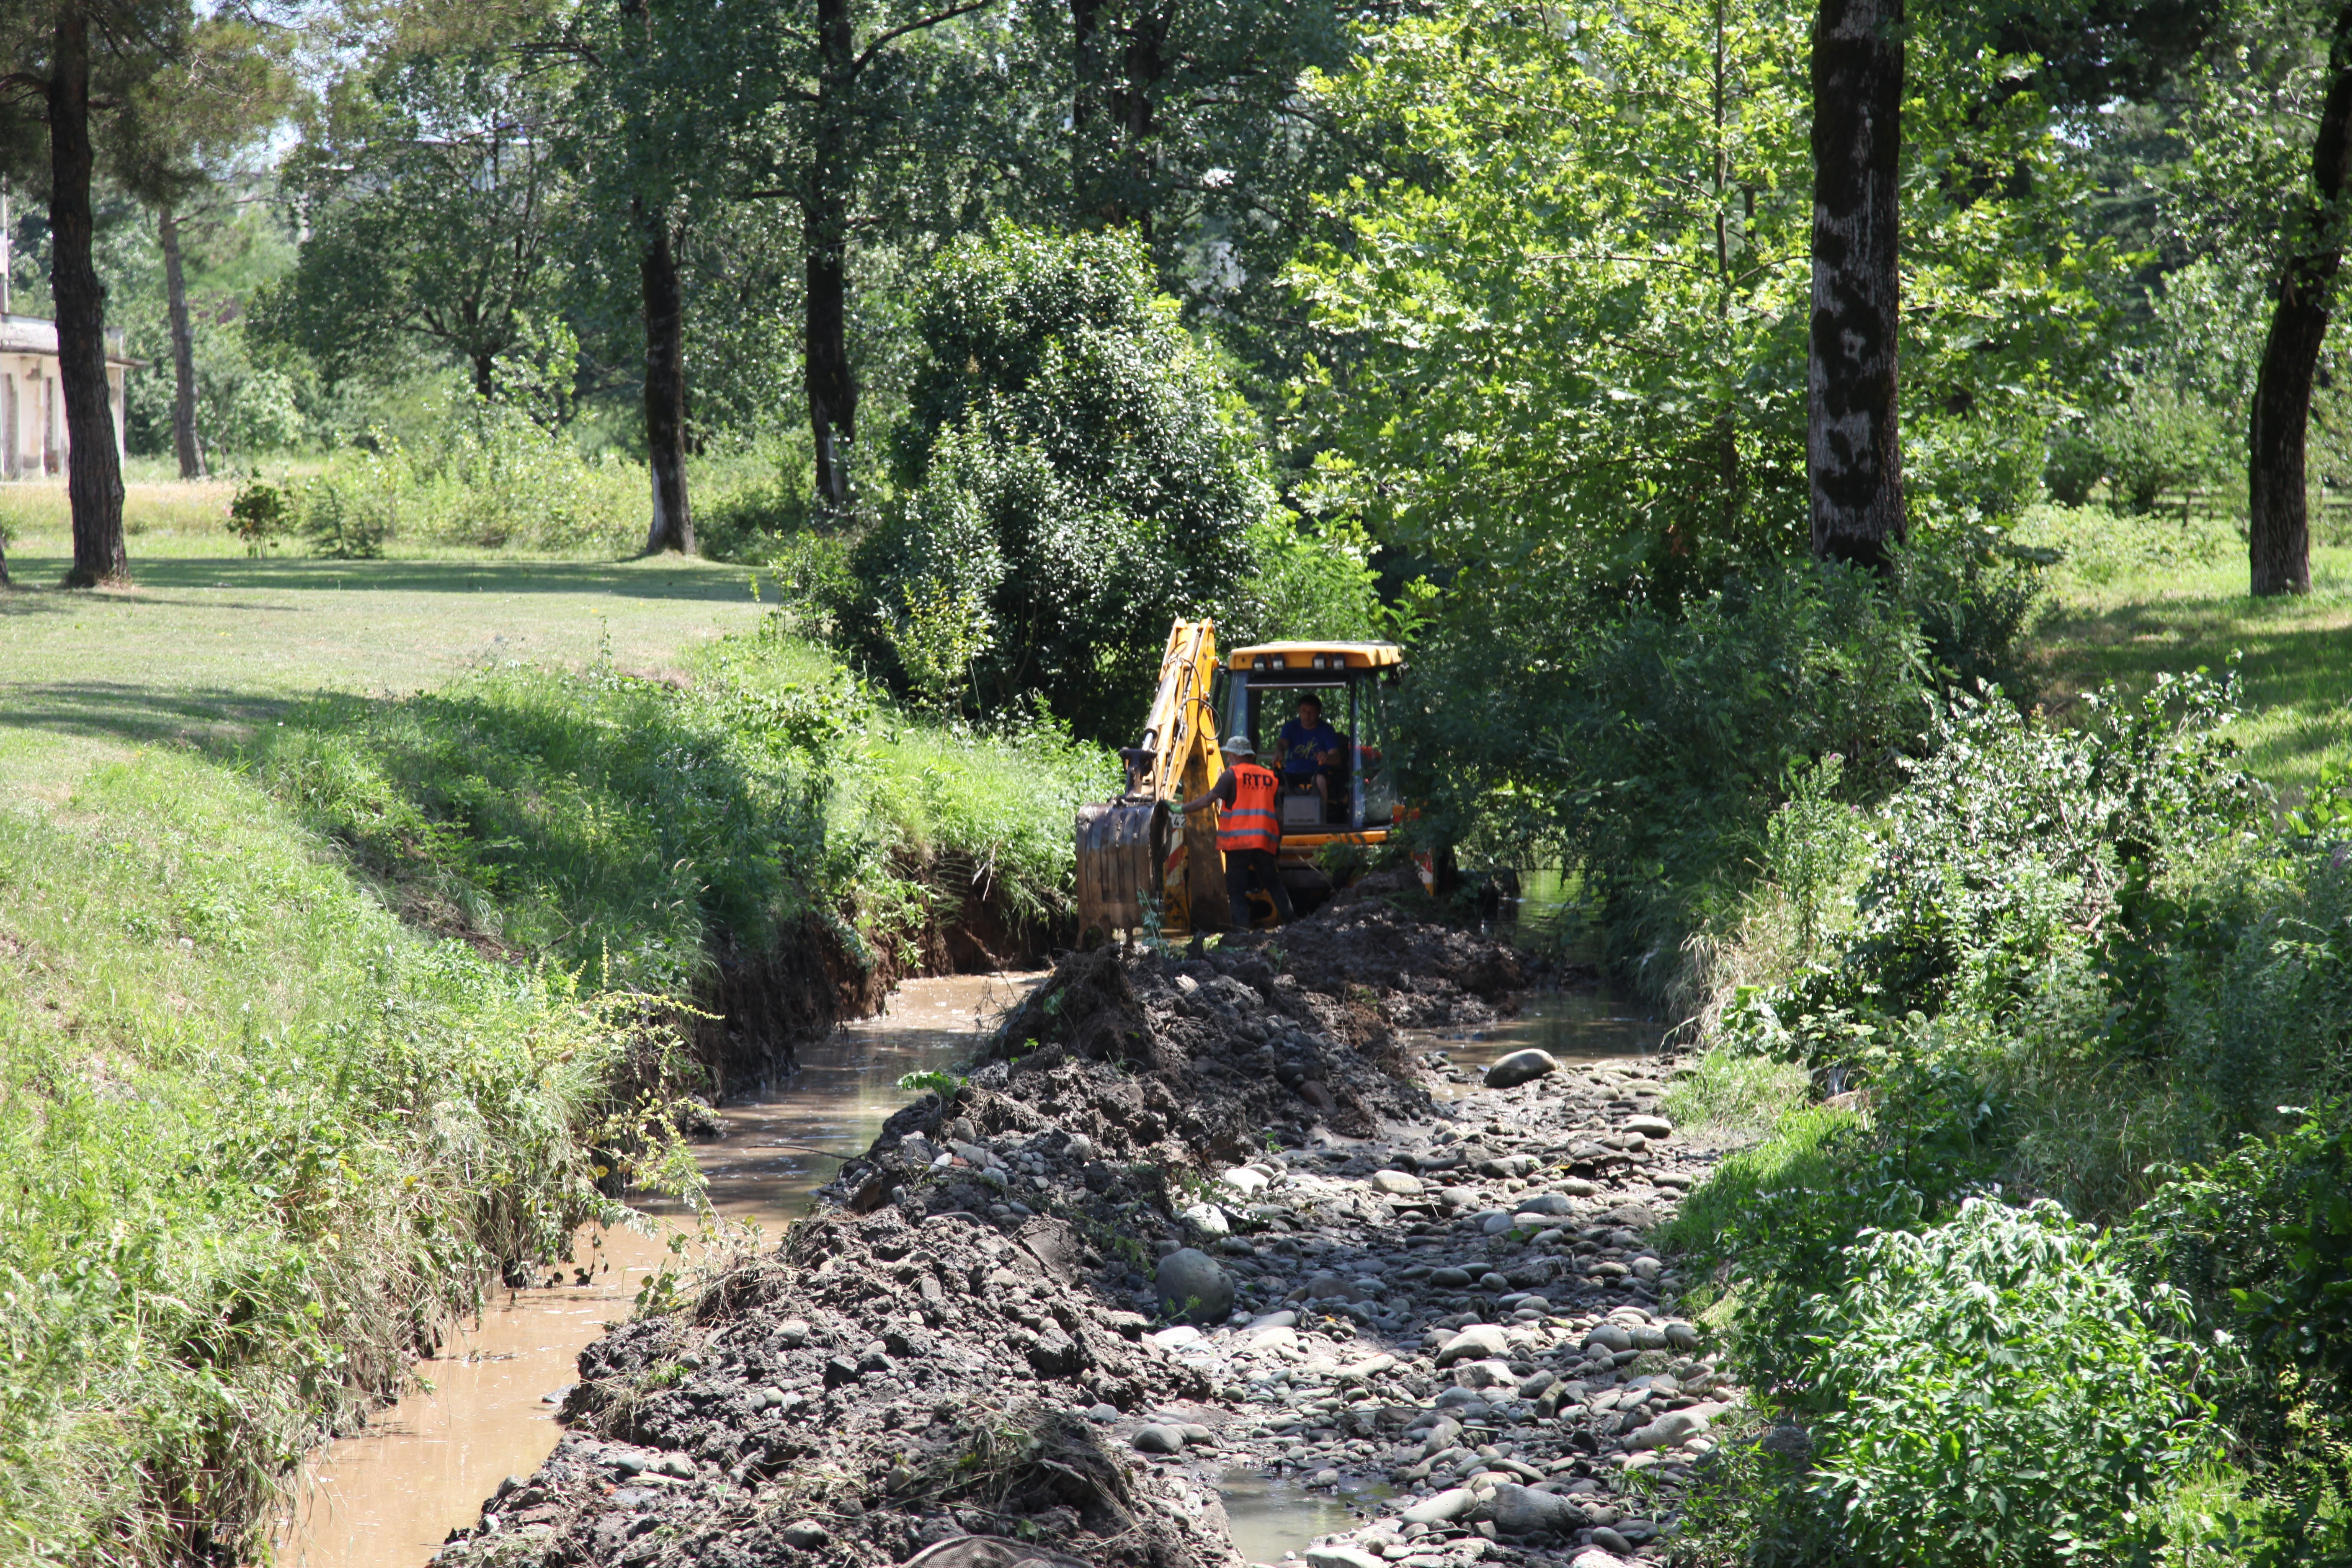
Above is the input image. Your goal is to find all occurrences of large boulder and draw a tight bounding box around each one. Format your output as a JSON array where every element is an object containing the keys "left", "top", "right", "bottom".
[
  {"left": 1487, "top": 1483, "right": 1589, "bottom": 1538},
  {"left": 1485, "top": 1049, "right": 1559, "bottom": 1088},
  {"left": 1434, "top": 1323, "right": 1511, "bottom": 1366},
  {"left": 1155, "top": 1248, "right": 1235, "bottom": 1323}
]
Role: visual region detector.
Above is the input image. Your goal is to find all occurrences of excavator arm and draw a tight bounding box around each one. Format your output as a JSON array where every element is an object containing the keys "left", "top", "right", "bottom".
[{"left": 1075, "top": 620, "right": 1228, "bottom": 938}]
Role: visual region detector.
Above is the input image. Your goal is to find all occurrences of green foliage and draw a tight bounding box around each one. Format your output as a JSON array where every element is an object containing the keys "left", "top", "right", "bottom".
[
  {"left": 263, "top": 52, "right": 572, "bottom": 398},
  {"left": 1799, "top": 1200, "right": 2207, "bottom": 1567},
  {"left": 223, "top": 475, "right": 292, "bottom": 555},
  {"left": 2132, "top": 1103, "right": 2352, "bottom": 1558},
  {"left": 1225, "top": 516, "right": 1385, "bottom": 647},
  {"left": 293, "top": 401, "right": 646, "bottom": 558},
  {"left": 1394, "top": 561, "right": 1931, "bottom": 978},
  {"left": 856, "top": 225, "right": 1273, "bottom": 740},
  {"left": 1289, "top": 0, "right": 2120, "bottom": 605},
  {"left": 0, "top": 752, "right": 673, "bottom": 1566}
]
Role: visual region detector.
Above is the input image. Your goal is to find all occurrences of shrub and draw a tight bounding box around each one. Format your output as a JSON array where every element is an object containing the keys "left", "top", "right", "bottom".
[
  {"left": 1393, "top": 560, "right": 1931, "bottom": 986},
  {"left": 294, "top": 400, "right": 647, "bottom": 558},
  {"left": 2132, "top": 1104, "right": 2352, "bottom": 1555},
  {"left": 854, "top": 224, "right": 1274, "bottom": 740},
  {"left": 1798, "top": 1199, "right": 2208, "bottom": 1566},
  {"left": 224, "top": 475, "right": 294, "bottom": 555}
]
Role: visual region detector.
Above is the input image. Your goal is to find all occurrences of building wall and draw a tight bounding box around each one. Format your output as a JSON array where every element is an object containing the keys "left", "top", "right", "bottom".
[{"left": 0, "top": 354, "right": 130, "bottom": 478}]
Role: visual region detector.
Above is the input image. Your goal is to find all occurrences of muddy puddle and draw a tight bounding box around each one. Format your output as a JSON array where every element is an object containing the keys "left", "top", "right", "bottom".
[
  {"left": 274, "top": 974, "right": 1040, "bottom": 1568},
  {"left": 1414, "top": 988, "right": 1666, "bottom": 1094},
  {"left": 1218, "top": 1470, "right": 1376, "bottom": 1564}
]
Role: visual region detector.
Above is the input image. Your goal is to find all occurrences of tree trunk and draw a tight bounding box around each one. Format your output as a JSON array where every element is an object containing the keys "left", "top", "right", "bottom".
[
  {"left": 159, "top": 205, "right": 204, "bottom": 480},
  {"left": 806, "top": 0, "right": 857, "bottom": 514},
  {"left": 49, "top": 0, "right": 126, "bottom": 588},
  {"left": 2247, "top": 0, "right": 2352, "bottom": 597},
  {"left": 639, "top": 208, "right": 693, "bottom": 554},
  {"left": 1807, "top": 0, "right": 1905, "bottom": 570}
]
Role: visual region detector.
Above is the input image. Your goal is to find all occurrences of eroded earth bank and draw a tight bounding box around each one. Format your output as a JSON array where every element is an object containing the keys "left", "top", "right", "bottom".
[{"left": 432, "top": 877, "right": 1740, "bottom": 1568}]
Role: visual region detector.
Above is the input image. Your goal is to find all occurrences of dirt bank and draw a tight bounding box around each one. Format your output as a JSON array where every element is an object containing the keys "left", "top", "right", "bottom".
[{"left": 432, "top": 891, "right": 1739, "bottom": 1568}]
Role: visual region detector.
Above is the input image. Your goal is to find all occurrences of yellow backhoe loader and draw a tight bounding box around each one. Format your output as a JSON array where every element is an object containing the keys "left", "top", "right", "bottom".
[{"left": 1074, "top": 619, "right": 1411, "bottom": 938}]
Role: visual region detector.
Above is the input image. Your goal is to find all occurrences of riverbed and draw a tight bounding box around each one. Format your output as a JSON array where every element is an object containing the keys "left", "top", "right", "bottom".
[{"left": 274, "top": 977, "right": 1666, "bottom": 1568}]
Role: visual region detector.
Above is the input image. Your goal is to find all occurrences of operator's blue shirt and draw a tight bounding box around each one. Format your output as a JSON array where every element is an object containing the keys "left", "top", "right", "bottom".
[{"left": 1277, "top": 718, "right": 1345, "bottom": 777}]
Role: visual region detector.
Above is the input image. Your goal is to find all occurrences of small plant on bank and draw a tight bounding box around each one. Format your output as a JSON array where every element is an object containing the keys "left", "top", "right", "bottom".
[{"left": 224, "top": 474, "right": 293, "bottom": 555}]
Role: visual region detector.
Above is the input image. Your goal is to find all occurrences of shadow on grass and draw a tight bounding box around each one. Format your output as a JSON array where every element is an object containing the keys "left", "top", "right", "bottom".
[
  {"left": 114, "top": 556, "right": 751, "bottom": 601},
  {"left": 0, "top": 680, "right": 294, "bottom": 747},
  {"left": 2033, "top": 593, "right": 2352, "bottom": 714}
]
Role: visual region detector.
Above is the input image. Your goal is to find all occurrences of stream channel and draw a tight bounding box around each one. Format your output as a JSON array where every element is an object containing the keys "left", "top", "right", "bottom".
[{"left": 274, "top": 977, "right": 1663, "bottom": 1568}]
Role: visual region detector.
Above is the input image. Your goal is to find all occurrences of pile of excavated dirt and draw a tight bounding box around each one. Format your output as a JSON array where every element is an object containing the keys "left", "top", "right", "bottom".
[{"left": 433, "top": 909, "right": 1741, "bottom": 1568}]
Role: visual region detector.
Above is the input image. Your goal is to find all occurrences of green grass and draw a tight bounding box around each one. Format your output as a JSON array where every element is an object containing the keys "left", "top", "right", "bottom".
[
  {"left": 0, "top": 542, "right": 772, "bottom": 807},
  {"left": 0, "top": 748, "right": 670, "bottom": 1566},
  {"left": 2019, "top": 505, "right": 2352, "bottom": 798}
]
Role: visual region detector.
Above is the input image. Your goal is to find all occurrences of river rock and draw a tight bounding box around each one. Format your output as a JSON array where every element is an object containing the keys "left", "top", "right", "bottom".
[
  {"left": 1304, "top": 1549, "right": 1383, "bottom": 1568},
  {"left": 1485, "top": 1050, "right": 1560, "bottom": 1088},
  {"left": 1583, "top": 1323, "right": 1632, "bottom": 1354},
  {"left": 1132, "top": 1424, "right": 1186, "bottom": 1455},
  {"left": 1629, "top": 1403, "right": 1724, "bottom": 1450},
  {"left": 1401, "top": 1488, "right": 1478, "bottom": 1525},
  {"left": 1429, "top": 1266, "right": 1474, "bottom": 1287},
  {"left": 1156, "top": 1248, "right": 1235, "bottom": 1323},
  {"left": 1487, "top": 1483, "right": 1588, "bottom": 1537},
  {"left": 1624, "top": 1114, "right": 1673, "bottom": 1138},
  {"left": 1515, "top": 1192, "right": 1576, "bottom": 1216},
  {"left": 1434, "top": 1324, "right": 1511, "bottom": 1366},
  {"left": 1570, "top": 1550, "right": 1633, "bottom": 1568},
  {"left": 1368, "top": 1169, "right": 1424, "bottom": 1196},
  {"left": 1180, "top": 1201, "right": 1232, "bottom": 1237},
  {"left": 1220, "top": 1166, "right": 1270, "bottom": 1197}
]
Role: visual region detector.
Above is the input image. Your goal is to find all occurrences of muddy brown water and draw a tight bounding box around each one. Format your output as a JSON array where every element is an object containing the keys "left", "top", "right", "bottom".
[
  {"left": 275, "top": 974, "right": 1041, "bottom": 1568},
  {"left": 1414, "top": 988, "right": 1667, "bottom": 1097},
  {"left": 272, "top": 979, "right": 1666, "bottom": 1568}
]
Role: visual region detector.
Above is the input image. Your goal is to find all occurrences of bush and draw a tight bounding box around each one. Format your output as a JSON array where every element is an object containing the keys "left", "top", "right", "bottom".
[
  {"left": 853, "top": 224, "right": 1275, "bottom": 739},
  {"left": 1797, "top": 1199, "right": 2207, "bottom": 1566},
  {"left": 294, "top": 399, "right": 647, "bottom": 558},
  {"left": 1393, "top": 560, "right": 1931, "bottom": 986},
  {"left": 2133, "top": 1104, "right": 2352, "bottom": 1555}
]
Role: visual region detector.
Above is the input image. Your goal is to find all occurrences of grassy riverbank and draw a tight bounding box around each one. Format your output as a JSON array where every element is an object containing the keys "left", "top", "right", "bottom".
[{"left": 0, "top": 539, "right": 1111, "bottom": 1565}]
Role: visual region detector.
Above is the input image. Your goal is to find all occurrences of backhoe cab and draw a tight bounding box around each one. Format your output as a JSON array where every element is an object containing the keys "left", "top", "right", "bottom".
[{"left": 1075, "top": 622, "right": 1410, "bottom": 939}]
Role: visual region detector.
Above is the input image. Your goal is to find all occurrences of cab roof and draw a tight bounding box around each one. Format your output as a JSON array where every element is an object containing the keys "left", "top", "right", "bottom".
[{"left": 1227, "top": 642, "right": 1403, "bottom": 672}]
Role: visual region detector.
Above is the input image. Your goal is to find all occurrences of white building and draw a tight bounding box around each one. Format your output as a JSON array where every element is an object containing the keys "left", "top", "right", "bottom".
[{"left": 0, "top": 315, "right": 134, "bottom": 479}]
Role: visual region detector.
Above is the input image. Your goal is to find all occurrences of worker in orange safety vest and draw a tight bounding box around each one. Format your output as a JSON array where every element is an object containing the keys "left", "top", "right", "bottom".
[{"left": 1179, "top": 734, "right": 1295, "bottom": 929}]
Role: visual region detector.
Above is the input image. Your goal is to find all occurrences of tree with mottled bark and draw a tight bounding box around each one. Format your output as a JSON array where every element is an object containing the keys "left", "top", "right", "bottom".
[
  {"left": 2246, "top": 0, "right": 2352, "bottom": 596},
  {"left": 1807, "top": 0, "right": 1906, "bottom": 570}
]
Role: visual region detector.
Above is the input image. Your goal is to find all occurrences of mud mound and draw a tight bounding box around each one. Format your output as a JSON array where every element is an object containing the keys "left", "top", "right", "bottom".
[
  {"left": 454, "top": 1209, "right": 1225, "bottom": 1568},
  {"left": 1248, "top": 875, "right": 1533, "bottom": 1030}
]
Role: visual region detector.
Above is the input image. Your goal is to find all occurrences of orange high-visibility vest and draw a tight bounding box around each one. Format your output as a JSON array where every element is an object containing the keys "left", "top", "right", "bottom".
[{"left": 1217, "top": 763, "right": 1281, "bottom": 854}]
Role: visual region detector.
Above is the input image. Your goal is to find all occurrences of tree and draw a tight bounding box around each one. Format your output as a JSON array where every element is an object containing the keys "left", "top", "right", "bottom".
[
  {"left": 855, "top": 225, "right": 1270, "bottom": 737},
  {"left": 0, "top": 0, "right": 193, "bottom": 585},
  {"left": 2245, "top": 0, "right": 2352, "bottom": 596},
  {"left": 113, "top": 13, "right": 292, "bottom": 479},
  {"left": 269, "top": 53, "right": 571, "bottom": 400},
  {"left": 1808, "top": 0, "right": 1906, "bottom": 568}
]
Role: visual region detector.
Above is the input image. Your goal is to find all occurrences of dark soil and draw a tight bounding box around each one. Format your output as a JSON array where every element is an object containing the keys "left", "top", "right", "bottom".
[{"left": 433, "top": 902, "right": 1733, "bottom": 1568}]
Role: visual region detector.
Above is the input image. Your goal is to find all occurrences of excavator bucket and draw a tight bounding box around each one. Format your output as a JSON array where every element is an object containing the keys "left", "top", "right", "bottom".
[
  {"left": 1075, "top": 619, "right": 1225, "bottom": 938},
  {"left": 1075, "top": 799, "right": 1170, "bottom": 936}
]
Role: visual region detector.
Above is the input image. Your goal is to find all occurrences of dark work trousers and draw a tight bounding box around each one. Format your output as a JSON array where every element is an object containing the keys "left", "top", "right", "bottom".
[{"left": 1225, "top": 848, "right": 1295, "bottom": 929}]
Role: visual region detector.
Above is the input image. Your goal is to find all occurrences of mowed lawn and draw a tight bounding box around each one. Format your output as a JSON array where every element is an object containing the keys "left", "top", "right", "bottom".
[
  {"left": 0, "top": 487, "right": 769, "bottom": 806},
  {"left": 2028, "top": 542, "right": 2352, "bottom": 801}
]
